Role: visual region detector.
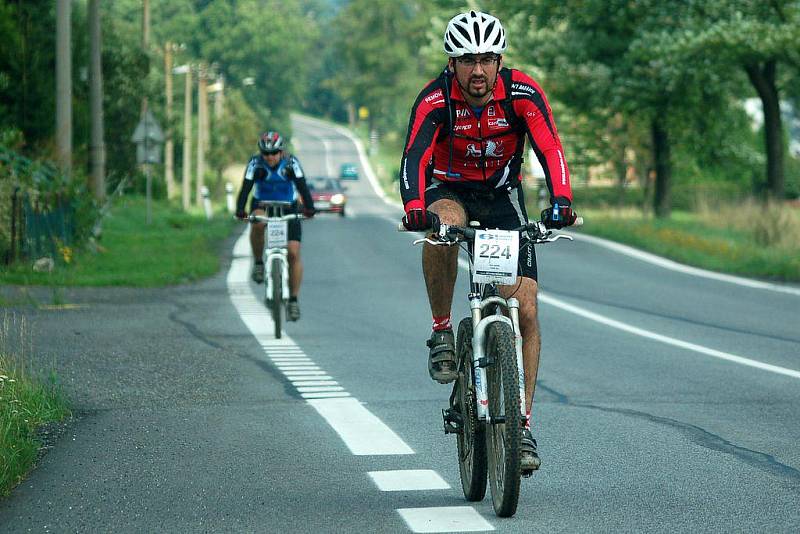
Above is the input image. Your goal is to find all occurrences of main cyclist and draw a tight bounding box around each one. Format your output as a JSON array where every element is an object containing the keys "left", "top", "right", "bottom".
[
  {"left": 399, "top": 11, "right": 578, "bottom": 471},
  {"left": 236, "top": 130, "right": 315, "bottom": 321}
]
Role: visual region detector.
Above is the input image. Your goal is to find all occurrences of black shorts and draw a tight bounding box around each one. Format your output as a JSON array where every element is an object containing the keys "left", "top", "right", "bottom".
[
  {"left": 250, "top": 199, "right": 302, "bottom": 242},
  {"left": 424, "top": 180, "right": 537, "bottom": 281}
]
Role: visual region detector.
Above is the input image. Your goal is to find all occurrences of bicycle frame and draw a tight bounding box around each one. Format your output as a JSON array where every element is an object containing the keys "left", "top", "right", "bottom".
[
  {"left": 408, "top": 219, "right": 576, "bottom": 425},
  {"left": 467, "top": 267, "right": 526, "bottom": 424},
  {"left": 249, "top": 201, "right": 298, "bottom": 309}
]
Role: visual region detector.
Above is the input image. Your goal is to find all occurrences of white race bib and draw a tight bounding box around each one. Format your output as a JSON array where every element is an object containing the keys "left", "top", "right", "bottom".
[
  {"left": 472, "top": 229, "right": 519, "bottom": 285},
  {"left": 266, "top": 220, "right": 288, "bottom": 249}
]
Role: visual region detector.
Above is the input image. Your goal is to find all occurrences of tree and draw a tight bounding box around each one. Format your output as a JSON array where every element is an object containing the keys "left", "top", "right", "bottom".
[{"left": 661, "top": 0, "right": 800, "bottom": 200}]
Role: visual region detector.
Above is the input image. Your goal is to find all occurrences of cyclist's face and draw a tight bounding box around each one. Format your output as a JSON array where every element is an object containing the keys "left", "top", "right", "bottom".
[
  {"left": 261, "top": 151, "right": 282, "bottom": 166},
  {"left": 450, "top": 54, "right": 502, "bottom": 101}
]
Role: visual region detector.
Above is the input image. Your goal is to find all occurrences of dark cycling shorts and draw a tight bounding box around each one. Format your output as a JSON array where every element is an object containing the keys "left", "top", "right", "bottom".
[
  {"left": 250, "top": 199, "right": 302, "bottom": 242},
  {"left": 424, "top": 180, "right": 537, "bottom": 281}
]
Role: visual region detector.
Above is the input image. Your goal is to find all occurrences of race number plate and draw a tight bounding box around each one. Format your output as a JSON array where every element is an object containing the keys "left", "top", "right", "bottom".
[
  {"left": 267, "top": 220, "right": 288, "bottom": 249},
  {"left": 472, "top": 229, "right": 519, "bottom": 285}
]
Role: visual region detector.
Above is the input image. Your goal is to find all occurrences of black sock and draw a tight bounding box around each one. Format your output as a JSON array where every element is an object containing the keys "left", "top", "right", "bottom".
[
  {"left": 255, "top": 260, "right": 264, "bottom": 265},
  {"left": 289, "top": 296, "right": 298, "bottom": 303}
]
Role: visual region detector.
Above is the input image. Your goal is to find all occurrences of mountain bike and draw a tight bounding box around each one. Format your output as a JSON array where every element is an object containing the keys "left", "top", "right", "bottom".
[
  {"left": 406, "top": 217, "right": 579, "bottom": 517},
  {"left": 249, "top": 201, "right": 302, "bottom": 339}
]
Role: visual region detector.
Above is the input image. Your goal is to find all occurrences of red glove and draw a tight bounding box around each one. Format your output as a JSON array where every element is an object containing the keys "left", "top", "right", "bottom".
[{"left": 303, "top": 208, "right": 316, "bottom": 219}]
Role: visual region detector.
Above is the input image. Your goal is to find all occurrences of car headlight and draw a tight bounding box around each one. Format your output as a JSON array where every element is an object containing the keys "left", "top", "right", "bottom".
[{"left": 330, "top": 194, "right": 345, "bottom": 205}]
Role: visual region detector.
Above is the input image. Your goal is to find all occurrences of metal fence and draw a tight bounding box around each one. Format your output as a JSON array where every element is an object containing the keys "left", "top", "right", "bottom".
[{"left": 4, "top": 190, "right": 75, "bottom": 265}]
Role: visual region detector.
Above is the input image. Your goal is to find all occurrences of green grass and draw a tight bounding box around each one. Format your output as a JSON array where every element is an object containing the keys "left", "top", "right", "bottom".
[
  {"left": 561, "top": 204, "right": 800, "bottom": 282},
  {"left": 1, "top": 196, "right": 237, "bottom": 287},
  {"left": 0, "top": 314, "right": 70, "bottom": 496}
]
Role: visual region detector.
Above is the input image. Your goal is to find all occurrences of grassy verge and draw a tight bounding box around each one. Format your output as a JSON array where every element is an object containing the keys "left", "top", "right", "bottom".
[
  {"left": 0, "top": 314, "right": 70, "bottom": 496},
  {"left": 0, "top": 196, "right": 237, "bottom": 287}
]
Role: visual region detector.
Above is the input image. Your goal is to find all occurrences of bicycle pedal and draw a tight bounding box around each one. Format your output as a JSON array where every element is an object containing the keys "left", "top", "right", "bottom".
[{"left": 441, "top": 408, "right": 463, "bottom": 434}]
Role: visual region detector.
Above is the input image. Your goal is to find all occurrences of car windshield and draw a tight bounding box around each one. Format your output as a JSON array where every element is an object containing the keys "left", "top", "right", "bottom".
[{"left": 309, "top": 178, "right": 341, "bottom": 192}]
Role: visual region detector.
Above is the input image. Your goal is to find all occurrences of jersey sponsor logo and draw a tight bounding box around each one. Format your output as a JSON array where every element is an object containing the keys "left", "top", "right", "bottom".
[
  {"left": 466, "top": 140, "right": 505, "bottom": 158},
  {"left": 424, "top": 89, "right": 443, "bottom": 104},
  {"left": 456, "top": 108, "right": 470, "bottom": 118},
  {"left": 487, "top": 118, "right": 509, "bottom": 130},
  {"left": 487, "top": 106, "right": 496, "bottom": 117},
  {"left": 511, "top": 83, "right": 535, "bottom": 95},
  {"left": 454, "top": 124, "right": 473, "bottom": 131}
]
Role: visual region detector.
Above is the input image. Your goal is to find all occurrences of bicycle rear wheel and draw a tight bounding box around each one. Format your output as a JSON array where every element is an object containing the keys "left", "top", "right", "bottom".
[
  {"left": 485, "top": 320, "right": 522, "bottom": 517},
  {"left": 271, "top": 257, "right": 283, "bottom": 338},
  {"left": 454, "top": 317, "right": 487, "bottom": 501}
]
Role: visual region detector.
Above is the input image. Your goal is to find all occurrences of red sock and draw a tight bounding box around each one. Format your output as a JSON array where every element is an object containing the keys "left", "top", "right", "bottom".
[{"left": 432, "top": 314, "right": 452, "bottom": 332}]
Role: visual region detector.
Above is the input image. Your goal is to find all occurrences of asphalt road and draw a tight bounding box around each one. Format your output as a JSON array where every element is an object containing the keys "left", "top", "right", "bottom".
[{"left": 0, "top": 114, "right": 798, "bottom": 533}]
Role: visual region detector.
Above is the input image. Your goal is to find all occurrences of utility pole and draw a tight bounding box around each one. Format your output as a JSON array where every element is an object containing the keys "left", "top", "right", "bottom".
[
  {"left": 196, "top": 64, "right": 208, "bottom": 207},
  {"left": 140, "top": 0, "right": 150, "bottom": 118},
  {"left": 164, "top": 42, "right": 176, "bottom": 200},
  {"left": 89, "top": 0, "right": 105, "bottom": 201},
  {"left": 213, "top": 75, "right": 224, "bottom": 119},
  {"left": 181, "top": 66, "right": 193, "bottom": 211},
  {"left": 56, "top": 0, "right": 72, "bottom": 178}
]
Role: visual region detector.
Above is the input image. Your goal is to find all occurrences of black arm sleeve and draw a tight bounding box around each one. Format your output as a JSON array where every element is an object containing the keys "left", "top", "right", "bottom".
[
  {"left": 236, "top": 180, "right": 254, "bottom": 213},
  {"left": 293, "top": 176, "right": 314, "bottom": 211}
]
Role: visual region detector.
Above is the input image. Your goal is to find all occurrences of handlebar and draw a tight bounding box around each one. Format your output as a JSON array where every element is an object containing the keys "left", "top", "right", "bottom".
[
  {"left": 398, "top": 216, "right": 583, "bottom": 247},
  {"left": 247, "top": 213, "right": 304, "bottom": 223}
]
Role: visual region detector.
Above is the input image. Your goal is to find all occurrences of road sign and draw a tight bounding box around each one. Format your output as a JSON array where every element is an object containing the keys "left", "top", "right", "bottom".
[{"left": 132, "top": 109, "right": 165, "bottom": 164}]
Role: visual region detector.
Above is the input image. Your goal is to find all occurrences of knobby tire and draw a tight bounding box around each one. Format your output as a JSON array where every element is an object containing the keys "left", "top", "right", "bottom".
[
  {"left": 485, "top": 320, "right": 522, "bottom": 517},
  {"left": 455, "top": 317, "right": 487, "bottom": 501},
  {"left": 271, "top": 257, "right": 283, "bottom": 339}
]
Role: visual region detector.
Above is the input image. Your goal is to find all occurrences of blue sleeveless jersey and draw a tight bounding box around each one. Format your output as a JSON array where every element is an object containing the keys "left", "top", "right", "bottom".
[{"left": 244, "top": 156, "right": 301, "bottom": 203}]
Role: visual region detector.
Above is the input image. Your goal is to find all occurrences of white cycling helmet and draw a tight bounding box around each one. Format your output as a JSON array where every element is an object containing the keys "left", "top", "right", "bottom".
[{"left": 443, "top": 11, "right": 507, "bottom": 58}]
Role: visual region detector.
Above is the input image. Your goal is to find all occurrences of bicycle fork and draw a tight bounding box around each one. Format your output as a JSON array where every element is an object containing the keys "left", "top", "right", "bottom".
[
  {"left": 470, "top": 295, "right": 525, "bottom": 424},
  {"left": 264, "top": 249, "right": 289, "bottom": 301}
]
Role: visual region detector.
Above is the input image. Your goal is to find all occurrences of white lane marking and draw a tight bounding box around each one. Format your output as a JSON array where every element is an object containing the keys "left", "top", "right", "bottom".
[
  {"left": 301, "top": 391, "right": 351, "bottom": 399},
  {"left": 368, "top": 470, "right": 450, "bottom": 491},
  {"left": 297, "top": 385, "right": 346, "bottom": 393},
  {"left": 579, "top": 232, "right": 800, "bottom": 294},
  {"left": 455, "top": 257, "right": 800, "bottom": 380},
  {"left": 307, "top": 398, "right": 414, "bottom": 455},
  {"left": 397, "top": 507, "right": 494, "bottom": 533},
  {"left": 228, "top": 227, "right": 415, "bottom": 457},
  {"left": 290, "top": 380, "right": 339, "bottom": 387},
  {"left": 571, "top": 232, "right": 800, "bottom": 297},
  {"left": 540, "top": 294, "right": 800, "bottom": 380}
]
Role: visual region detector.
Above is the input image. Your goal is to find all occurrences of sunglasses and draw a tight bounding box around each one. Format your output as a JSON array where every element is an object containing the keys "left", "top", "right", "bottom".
[{"left": 261, "top": 150, "right": 281, "bottom": 156}]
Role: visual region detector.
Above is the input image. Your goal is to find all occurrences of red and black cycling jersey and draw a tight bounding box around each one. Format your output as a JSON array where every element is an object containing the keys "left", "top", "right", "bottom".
[{"left": 399, "top": 67, "right": 572, "bottom": 211}]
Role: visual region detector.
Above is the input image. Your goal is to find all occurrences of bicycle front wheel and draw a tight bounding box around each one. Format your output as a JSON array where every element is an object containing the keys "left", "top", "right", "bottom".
[
  {"left": 271, "top": 257, "right": 283, "bottom": 338},
  {"left": 485, "top": 321, "right": 522, "bottom": 517},
  {"left": 455, "top": 317, "right": 487, "bottom": 501}
]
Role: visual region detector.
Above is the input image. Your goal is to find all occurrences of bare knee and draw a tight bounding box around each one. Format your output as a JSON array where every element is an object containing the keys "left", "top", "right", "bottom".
[{"left": 429, "top": 199, "right": 466, "bottom": 227}]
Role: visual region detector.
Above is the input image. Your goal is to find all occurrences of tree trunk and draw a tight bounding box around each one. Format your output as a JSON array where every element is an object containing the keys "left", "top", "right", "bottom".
[
  {"left": 89, "top": 0, "right": 105, "bottom": 201},
  {"left": 745, "top": 61, "right": 784, "bottom": 200},
  {"left": 651, "top": 118, "right": 672, "bottom": 218}
]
